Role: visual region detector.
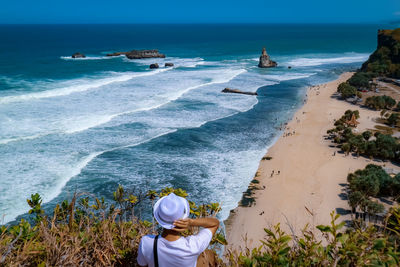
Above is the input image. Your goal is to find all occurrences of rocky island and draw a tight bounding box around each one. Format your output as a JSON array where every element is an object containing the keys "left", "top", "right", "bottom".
[
  {"left": 71, "top": 52, "right": 86, "bottom": 58},
  {"left": 258, "top": 47, "right": 277, "bottom": 68},
  {"left": 107, "top": 49, "right": 166, "bottom": 59}
]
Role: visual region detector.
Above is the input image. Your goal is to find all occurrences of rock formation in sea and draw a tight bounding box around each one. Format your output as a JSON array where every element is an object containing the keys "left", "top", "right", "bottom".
[
  {"left": 106, "top": 52, "right": 126, "bottom": 57},
  {"left": 107, "top": 49, "right": 166, "bottom": 59},
  {"left": 72, "top": 52, "right": 86, "bottom": 58},
  {"left": 221, "top": 88, "right": 258, "bottom": 95},
  {"left": 149, "top": 63, "right": 159, "bottom": 69},
  {"left": 165, "top": 63, "right": 174, "bottom": 67},
  {"left": 258, "top": 48, "right": 277, "bottom": 68}
]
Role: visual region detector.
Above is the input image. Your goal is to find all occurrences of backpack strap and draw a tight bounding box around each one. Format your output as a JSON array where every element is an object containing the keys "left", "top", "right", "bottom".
[{"left": 153, "top": 235, "right": 159, "bottom": 267}]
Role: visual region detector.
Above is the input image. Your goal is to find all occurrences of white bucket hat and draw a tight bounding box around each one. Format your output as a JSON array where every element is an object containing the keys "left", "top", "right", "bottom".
[{"left": 153, "top": 193, "right": 190, "bottom": 229}]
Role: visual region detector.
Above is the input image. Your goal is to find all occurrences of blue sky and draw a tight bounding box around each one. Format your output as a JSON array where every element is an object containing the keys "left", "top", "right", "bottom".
[{"left": 1, "top": 0, "right": 399, "bottom": 24}]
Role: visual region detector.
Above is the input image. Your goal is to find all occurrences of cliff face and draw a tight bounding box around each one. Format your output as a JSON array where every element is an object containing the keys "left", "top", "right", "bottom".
[{"left": 361, "top": 28, "right": 400, "bottom": 78}]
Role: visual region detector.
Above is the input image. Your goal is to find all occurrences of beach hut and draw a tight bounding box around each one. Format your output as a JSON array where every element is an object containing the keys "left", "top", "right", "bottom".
[{"left": 346, "top": 114, "right": 360, "bottom": 127}]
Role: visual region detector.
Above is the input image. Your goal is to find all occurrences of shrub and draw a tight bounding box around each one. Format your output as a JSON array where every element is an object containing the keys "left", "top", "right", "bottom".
[
  {"left": 0, "top": 187, "right": 225, "bottom": 266},
  {"left": 337, "top": 82, "right": 357, "bottom": 99},
  {"left": 348, "top": 72, "right": 374, "bottom": 89},
  {"left": 387, "top": 113, "right": 400, "bottom": 126},
  {"left": 365, "top": 95, "right": 397, "bottom": 110}
]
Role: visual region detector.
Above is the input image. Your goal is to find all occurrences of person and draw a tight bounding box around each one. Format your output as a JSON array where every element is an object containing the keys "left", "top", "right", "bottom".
[{"left": 137, "top": 193, "right": 219, "bottom": 267}]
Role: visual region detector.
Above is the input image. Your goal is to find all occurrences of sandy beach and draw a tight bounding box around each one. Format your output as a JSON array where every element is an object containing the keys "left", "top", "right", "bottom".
[{"left": 225, "top": 72, "right": 400, "bottom": 249}]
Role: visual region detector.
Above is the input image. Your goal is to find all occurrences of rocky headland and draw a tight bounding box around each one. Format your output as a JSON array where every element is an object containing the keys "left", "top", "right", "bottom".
[
  {"left": 258, "top": 47, "right": 277, "bottom": 68},
  {"left": 361, "top": 28, "right": 400, "bottom": 78}
]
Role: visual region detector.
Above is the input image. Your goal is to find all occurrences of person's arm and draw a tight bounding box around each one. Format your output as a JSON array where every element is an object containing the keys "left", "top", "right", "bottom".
[{"left": 173, "top": 217, "right": 220, "bottom": 235}]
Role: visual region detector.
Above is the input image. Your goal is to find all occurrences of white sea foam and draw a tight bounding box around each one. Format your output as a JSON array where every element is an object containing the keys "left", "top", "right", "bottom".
[
  {"left": 264, "top": 72, "right": 316, "bottom": 82},
  {"left": 287, "top": 54, "right": 369, "bottom": 67},
  {"left": 0, "top": 133, "right": 50, "bottom": 145},
  {"left": 0, "top": 69, "right": 168, "bottom": 104},
  {"left": 64, "top": 68, "right": 247, "bottom": 134},
  {"left": 123, "top": 56, "right": 205, "bottom": 68}
]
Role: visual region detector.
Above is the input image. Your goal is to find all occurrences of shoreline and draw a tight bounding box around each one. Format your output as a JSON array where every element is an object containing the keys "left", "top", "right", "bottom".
[{"left": 225, "top": 72, "right": 400, "bottom": 249}]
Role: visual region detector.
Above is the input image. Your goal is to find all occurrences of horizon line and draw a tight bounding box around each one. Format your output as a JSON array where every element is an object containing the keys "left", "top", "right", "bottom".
[{"left": 0, "top": 22, "right": 393, "bottom": 26}]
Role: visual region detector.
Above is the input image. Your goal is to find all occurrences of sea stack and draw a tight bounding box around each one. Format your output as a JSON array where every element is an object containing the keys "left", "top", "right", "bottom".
[{"left": 258, "top": 47, "right": 277, "bottom": 68}]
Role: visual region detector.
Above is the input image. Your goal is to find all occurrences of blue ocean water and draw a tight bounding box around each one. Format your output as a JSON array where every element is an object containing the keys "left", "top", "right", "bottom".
[{"left": 0, "top": 24, "right": 384, "bottom": 223}]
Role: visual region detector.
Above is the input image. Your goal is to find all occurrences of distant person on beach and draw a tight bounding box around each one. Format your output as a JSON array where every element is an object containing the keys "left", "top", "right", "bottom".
[{"left": 137, "top": 193, "right": 219, "bottom": 267}]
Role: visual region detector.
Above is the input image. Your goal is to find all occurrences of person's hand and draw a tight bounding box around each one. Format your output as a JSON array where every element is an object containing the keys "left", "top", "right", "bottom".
[{"left": 172, "top": 218, "right": 192, "bottom": 232}]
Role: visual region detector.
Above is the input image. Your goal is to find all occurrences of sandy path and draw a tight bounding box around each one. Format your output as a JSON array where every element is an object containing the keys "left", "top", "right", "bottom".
[{"left": 225, "top": 72, "right": 400, "bottom": 250}]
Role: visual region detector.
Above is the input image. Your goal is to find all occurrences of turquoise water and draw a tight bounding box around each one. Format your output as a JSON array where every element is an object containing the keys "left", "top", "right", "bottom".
[{"left": 0, "top": 24, "right": 384, "bottom": 223}]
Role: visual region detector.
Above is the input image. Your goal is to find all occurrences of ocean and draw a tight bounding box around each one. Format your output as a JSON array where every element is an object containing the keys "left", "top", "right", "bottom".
[{"left": 0, "top": 24, "right": 384, "bottom": 224}]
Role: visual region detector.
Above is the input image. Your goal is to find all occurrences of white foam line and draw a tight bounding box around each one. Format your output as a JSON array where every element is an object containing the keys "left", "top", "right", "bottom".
[
  {"left": 0, "top": 69, "right": 169, "bottom": 104},
  {"left": 287, "top": 54, "right": 369, "bottom": 67},
  {"left": 65, "top": 68, "right": 247, "bottom": 134},
  {"left": 0, "top": 68, "right": 247, "bottom": 144},
  {"left": 0, "top": 133, "right": 52, "bottom": 145},
  {"left": 47, "top": 91, "right": 254, "bottom": 209},
  {"left": 44, "top": 129, "right": 178, "bottom": 208}
]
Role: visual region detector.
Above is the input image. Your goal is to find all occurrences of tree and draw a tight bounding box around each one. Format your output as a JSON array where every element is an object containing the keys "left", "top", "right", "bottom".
[
  {"left": 374, "top": 134, "right": 398, "bottom": 159},
  {"left": 365, "top": 95, "right": 396, "bottom": 110},
  {"left": 341, "top": 143, "right": 351, "bottom": 155},
  {"left": 387, "top": 113, "right": 400, "bottom": 126},
  {"left": 337, "top": 83, "right": 357, "bottom": 99},
  {"left": 362, "top": 131, "right": 372, "bottom": 141},
  {"left": 348, "top": 72, "right": 374, "bottom": 89}
]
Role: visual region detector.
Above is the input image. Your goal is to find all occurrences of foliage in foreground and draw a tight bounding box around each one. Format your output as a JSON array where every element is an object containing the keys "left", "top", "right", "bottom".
[
  {"left": 228, "top": 211, "right": 400, "bottom": 266},
  {"left": 2, "top": 186, "right": 400, "bottom": 266},
  {"left": 0, "top": 187, "right": 224, "bottom": 266}
]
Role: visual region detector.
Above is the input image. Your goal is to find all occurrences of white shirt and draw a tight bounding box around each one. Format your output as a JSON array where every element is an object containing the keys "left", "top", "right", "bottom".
[{"left": 137, "top": 228, "right": 212, "bottom": 267}]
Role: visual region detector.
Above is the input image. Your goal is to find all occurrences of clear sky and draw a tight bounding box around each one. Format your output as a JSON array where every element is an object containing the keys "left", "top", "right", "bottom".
[{"left": 1, "top": 0, "right": 399, "bottom": 24}]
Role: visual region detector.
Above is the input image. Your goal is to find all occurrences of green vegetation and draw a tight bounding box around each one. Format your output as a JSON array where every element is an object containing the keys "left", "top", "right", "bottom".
[
  {"left": 327, "top": 110, "right": 400, "bottom": 161},
  {"left": 3, "top": 186, "right": 400, "bottom": 266},
  {"left": 365, "top": 95, "right": 397, "bottom": 110},
  {"left": 228, "top": 210, "right": 400, "bottom": 266},
  {"left": 348, "top": 71, "right": 375, "bottom": 89},
  {"left": 0, "top": 187, "right": 225, "bottom": 266},
  {"left": 337, "top": 82, "right": 358, "bottom": 99},
  {"left": 388, "top": 113, "right": 400, "bottom": 127},
  {"left": 361, "top": 28, "right": 400, "bottom": 78}
]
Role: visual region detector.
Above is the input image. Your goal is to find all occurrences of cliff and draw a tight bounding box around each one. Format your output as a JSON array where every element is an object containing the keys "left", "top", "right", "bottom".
[{"left": 361, "top": 28, "right": 400, "bottom": 78}]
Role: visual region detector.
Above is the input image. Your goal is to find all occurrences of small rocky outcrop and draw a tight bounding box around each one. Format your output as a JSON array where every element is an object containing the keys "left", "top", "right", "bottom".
[
  {"left": 72, "top": 52, "right": 86, "bottom": 58},
  {"left": 258, "top": 48, "right": 277, "bottom": 68},
  {"left": 222, "top": 88, "right": 257, "bottom": 96},
  {"left": 106, "top": 49, "right": 166, "bottom": 59},
  {"left": 126, "top": 50, "right": 165, "bottom": 59},
  {"left": 106, "top": 52, "right": 127, "bottom": 57},
  {"left": 165, "top": 63, "right": 174, "bottom": 67},
  {"left": 149, "top": 63, "right": 159, "bottom": 69}
]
